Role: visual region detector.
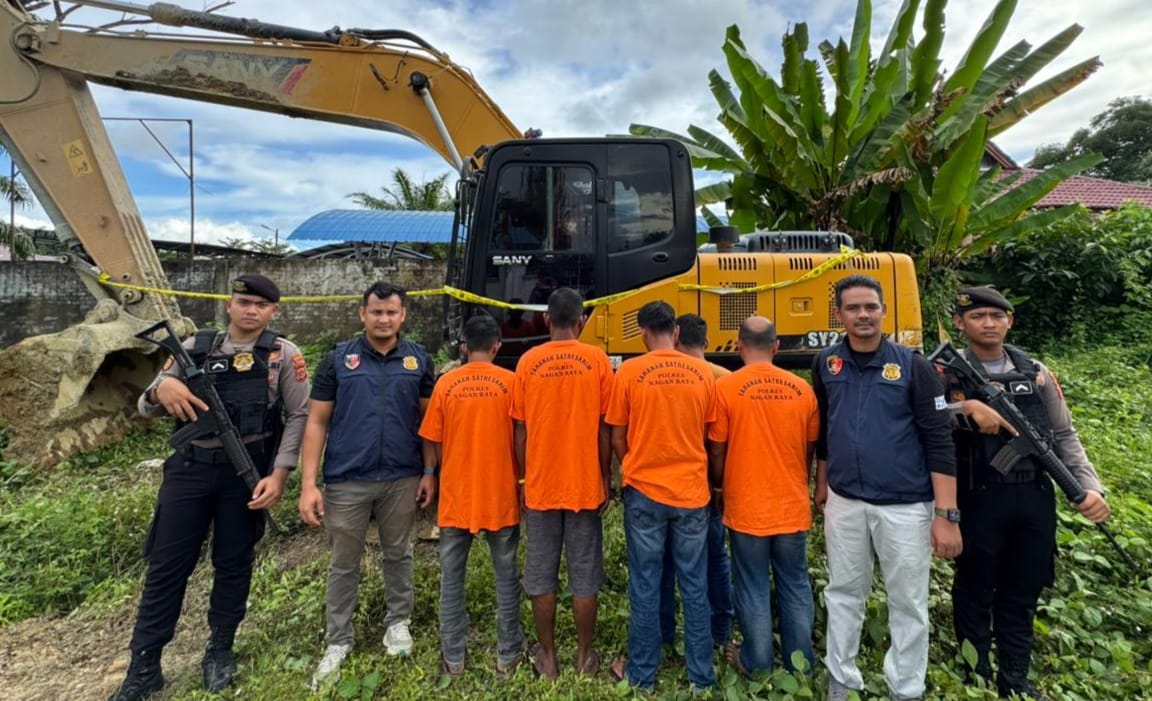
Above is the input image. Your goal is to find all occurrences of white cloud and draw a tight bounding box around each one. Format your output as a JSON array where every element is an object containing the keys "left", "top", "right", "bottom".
[
  {"left": 3, "top": 0, "right": 1148, "bottom": 248},
  {"left": 147, "top": 216, "right": 259, "bottom": 246}
]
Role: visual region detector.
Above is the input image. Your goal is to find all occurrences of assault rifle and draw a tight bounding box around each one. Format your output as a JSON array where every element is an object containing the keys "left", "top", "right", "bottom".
[
  {"left": 137, "top": 320, "right": 281, "bottom": 534},
  {"left": 928, "top": 342, "right": 1137, "bottom": 572}
]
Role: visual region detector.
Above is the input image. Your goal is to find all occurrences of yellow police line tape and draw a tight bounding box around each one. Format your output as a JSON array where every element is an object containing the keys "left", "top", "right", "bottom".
[{"left": 95, "top": 246, "right": 860, "bottom": 312}]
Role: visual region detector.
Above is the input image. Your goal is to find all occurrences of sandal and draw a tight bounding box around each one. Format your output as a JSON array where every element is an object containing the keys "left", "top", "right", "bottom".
[
  {"left": 441, "top": 654, "right": 464, "bottom": 677},
  {"left": 528, "top": 642, "right": 559, "bottom": 681},
  {"left": 496, "top": 642, "right": 528, "bottom": 679},
  {"left": 578, "top": 650, "right": 601, "bottom": 677},
  {"left": 608, "top": 655, "right": 629, "bottom": 683},
  {"left": 725, "top": 641, "right": 749, "bottom": 677}
]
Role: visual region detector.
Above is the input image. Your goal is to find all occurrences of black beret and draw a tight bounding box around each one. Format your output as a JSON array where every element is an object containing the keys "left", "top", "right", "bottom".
[
  {"left": 956, "top": 287, "right": 1013, "bottom": 314},
  {"left": 231, "top": 273, "right": 280, "bottom": 303}
]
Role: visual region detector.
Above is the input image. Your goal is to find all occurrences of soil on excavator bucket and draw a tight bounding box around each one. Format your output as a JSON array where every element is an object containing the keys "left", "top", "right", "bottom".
[{"left": 0, "top": 300, "right": 189, "bottom": 467}]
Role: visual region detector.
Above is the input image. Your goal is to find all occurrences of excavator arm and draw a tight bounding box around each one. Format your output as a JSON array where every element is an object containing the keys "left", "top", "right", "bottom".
[
  {"left": 0, "top": 0, "right": 525, "bottom": 465},
  {"left": 0, "top": 0, "right": 522, "bottom": 311}
]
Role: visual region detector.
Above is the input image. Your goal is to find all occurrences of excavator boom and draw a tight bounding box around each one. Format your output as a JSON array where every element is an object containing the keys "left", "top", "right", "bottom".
[
  {"left": 0, "top": 0, "right": 521, "bottom": 308},
  {"left": 0, "top": 0, "right": 525, "bottom": 465}
]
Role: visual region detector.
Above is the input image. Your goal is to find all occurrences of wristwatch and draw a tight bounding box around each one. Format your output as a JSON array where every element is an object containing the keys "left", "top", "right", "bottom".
[{"left": 934, "top": 507, "right": 961, "bottom": 523}]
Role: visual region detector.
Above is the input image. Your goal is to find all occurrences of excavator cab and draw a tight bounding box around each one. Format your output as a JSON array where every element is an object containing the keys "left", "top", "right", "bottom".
[{"left": 452, "top": 137, "right": 698, "bottom": 364}]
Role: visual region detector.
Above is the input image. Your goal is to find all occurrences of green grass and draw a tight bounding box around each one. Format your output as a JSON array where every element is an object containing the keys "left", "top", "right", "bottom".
[{"left": 1, "top": 343, "right": 1150, "bottom": 699}]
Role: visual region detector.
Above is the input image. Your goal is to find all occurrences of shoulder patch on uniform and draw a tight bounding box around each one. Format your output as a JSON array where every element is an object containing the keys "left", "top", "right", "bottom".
[
  {"left": 294, "top": 354, "right": 309, "bottom": 381},
  {"left": 934, "top": 395, "right": 947, "bottom": 411},
  {"left": 882, "top": 363, "right": 902, "bottom": 381}
]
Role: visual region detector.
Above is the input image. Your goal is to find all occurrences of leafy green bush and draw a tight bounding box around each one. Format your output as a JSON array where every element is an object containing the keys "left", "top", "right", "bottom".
[
  {"left": 985, "top": 205, "right": 1152, "bottom": 349},
  {"left": 0, "top": 428, "right": 168, "bottom": 623}
]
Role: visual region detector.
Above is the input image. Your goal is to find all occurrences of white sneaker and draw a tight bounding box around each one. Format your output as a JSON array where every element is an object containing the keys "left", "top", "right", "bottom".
[
  {"left": 828, "top": 677, "right": 854, "bottom": 701},
  {"left": 311, "top": 643, "right": 351, "bottom": 691},
  {"left": 383, "top": 620, "right": 413, "bottom": 656}
]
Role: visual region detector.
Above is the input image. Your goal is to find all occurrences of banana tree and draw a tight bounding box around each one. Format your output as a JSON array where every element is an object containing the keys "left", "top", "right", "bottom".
[{"left": 632, "top": 0, "right": 1102, "bottom": 272}]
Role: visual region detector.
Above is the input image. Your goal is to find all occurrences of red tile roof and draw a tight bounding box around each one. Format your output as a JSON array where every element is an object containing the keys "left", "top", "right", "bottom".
[{"left": 1004, "top": 169, "right": 1152, "bottom": 210}]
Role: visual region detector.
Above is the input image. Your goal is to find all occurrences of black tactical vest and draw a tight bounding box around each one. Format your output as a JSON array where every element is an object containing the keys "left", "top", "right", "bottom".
[
  {"left": 945, "top": 344, "right": 1054, "bottom": 485},
  {"left": 176, "top": 329, "right": 283, "bottom": 447}
]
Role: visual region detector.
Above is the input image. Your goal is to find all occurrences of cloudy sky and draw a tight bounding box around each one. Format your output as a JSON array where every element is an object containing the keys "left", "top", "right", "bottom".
[{"left": 3, "top": 0, "right": 1148, "bottom": 247}]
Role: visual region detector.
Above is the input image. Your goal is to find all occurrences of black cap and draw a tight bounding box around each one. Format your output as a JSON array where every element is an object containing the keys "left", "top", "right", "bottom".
[
  {"left": 231, "top": 273, "right": 280, "bottom": 303},
  {"left": 956, "top": 287, "right": 1013, "bottom": 314}
]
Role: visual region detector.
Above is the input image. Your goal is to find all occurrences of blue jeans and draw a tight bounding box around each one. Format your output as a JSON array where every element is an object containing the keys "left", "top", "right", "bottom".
[
  {"left": 729, "top": 529, "right": 815, "bottom": 674},
  {"left": 623, "top": 487, "right": 715, "bottom": 690},
  {"left": 439, "top": 526, "right": 525, "bottom": 669},
  {"left": 660, "top": 502, "right": 733, "bottom": 647}
]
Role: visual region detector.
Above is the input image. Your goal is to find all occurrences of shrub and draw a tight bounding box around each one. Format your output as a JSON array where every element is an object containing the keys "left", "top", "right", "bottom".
[{"left": 986, "top": 205, "right": 1152, "bottom": 349}]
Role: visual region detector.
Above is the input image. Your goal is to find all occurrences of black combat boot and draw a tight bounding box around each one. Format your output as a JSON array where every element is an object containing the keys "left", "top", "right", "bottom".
[
  {"left": 969, "top": 647, "right": 994, "bottom": 685},
  {"left": 108, "top": 649, "right": 164, "bottom": 701},
  {"left": 201, "top": 628, "right": 238, "bottom": 692},
  {"left": 996, "top": 654, "right": 1049, "bottom": 700}
]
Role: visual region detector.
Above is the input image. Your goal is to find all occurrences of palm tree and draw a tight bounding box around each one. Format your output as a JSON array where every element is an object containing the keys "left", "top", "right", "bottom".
[
  {"left": 348, "top": 168, "right": 454, "bottom": 211},
  {"left": 0, "top": 146, "right": 35, "bottom": 259}
]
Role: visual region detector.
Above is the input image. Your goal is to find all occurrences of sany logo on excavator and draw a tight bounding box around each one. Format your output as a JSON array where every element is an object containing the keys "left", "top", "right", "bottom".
[
  {"left": 491, "top": 255, "right": 533, "bottom": 266},
  {"left": 169, "top": 51, "right": 311, "bottom": 94}
]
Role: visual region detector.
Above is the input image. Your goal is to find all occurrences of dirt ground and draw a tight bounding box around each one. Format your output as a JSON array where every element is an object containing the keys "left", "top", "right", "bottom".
[
  {"left": 0, "top": 511, "right": 438, "bottom": 701},
  {"left": 0, "top": 565, "right": 227, "bottom": 701}
]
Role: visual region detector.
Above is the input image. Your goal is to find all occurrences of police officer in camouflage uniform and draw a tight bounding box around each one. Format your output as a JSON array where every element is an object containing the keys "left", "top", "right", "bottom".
[
  {"left": 110, "top": 274, "right": 310, "bottom": 701},
  {"left": 943, "top": 287, "right": 1111, "bottom": 700}
]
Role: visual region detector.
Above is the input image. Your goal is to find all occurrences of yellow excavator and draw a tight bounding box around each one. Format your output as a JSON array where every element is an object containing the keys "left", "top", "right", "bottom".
[{"left": 0, "top": 0, "right": 922, "bottom": 465}]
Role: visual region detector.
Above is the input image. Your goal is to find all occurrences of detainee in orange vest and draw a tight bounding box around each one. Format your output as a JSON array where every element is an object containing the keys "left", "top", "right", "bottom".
[
  {"left": 512, "top": 287, "right": 614, "bottom": 679},
  {"left": 419, "top": 315, "right": 526, "bottom": 676},
  {"left": 708, "top": 316, "right": 819, "bottom": 676}
]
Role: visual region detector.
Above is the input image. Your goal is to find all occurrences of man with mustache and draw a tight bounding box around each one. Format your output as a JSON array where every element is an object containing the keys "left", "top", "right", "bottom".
[
  {"left": 813, "top": 275, "right": 961, "bottom": 701},
  {"left": 299, "top": 281, "right": 437, "bottom": 689}
]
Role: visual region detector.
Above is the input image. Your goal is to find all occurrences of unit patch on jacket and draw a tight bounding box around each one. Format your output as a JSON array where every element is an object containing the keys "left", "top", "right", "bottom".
[
  {"left": 403, "top": 355, "right": 420, "bottom": 371},
  {"left": 826, "top": 355, "right": 843, "bottom": 376},
  {"left": 882, "top": 363, "right": 902, "bottom": 381},
  {"left": 344, "top": 354, "right": 360, "bottom": 370}
]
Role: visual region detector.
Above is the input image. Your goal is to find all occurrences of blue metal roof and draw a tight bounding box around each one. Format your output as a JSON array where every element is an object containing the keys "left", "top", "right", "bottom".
[
  {"left": 288, "top": 209, "right": 729, "bottom": 245},
  {"left": 288, "top": 209, "right": 455, "bottom": 244}
]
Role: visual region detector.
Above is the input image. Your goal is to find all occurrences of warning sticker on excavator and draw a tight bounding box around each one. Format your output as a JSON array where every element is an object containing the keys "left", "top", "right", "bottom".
[{"left": 63, "top": 140, "right": 94, "bottom": 177}]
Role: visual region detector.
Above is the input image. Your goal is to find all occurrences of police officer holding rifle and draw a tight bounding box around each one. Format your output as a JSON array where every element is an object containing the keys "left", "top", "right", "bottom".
[
  {"left": 934, "top": 287, "right": 1111, "bottom": 701},
  {"left": 110, "top": 274, "right": 310, "bottom": 701}
]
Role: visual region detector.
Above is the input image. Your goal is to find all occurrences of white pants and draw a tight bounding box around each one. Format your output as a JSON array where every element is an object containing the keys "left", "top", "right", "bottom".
[{"left": 823, "top": 489, "right": 933, "bottom": 699}]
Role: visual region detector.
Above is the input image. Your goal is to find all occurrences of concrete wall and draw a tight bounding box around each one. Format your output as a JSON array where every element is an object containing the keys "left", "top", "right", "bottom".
[{"left": 0, "top": 258, "right": 449, "bottom": 350}]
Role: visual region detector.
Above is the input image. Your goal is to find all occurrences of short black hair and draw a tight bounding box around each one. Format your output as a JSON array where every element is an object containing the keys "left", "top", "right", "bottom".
[
  {"left": 676, "top": 314, "right": 708, "bottom": 349},
  {"left": 637, "top": 301, "right": 676, "bottom": 334},
  {"left": 463, "top": 315, "right": 500, "bottom": 352},
  {"left": 738, "top": 317, "right": 777, "bottom": 350},
  {"left": 547, "top": 287, "right": 584, "bottom": 329},
  {"left": 362, "top": 281, "right": 407, "bottom": 306},
  {"left": 834, "top": 275, "right": 883, "bottom": 308}
]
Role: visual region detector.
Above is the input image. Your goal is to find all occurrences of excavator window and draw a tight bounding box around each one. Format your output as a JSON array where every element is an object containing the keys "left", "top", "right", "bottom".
[{"left": 490, "top": 164, "right": 595, "bottom": 253}]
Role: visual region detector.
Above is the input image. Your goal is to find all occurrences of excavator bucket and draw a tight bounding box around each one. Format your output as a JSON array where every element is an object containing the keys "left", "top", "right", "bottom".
[{"left": 0, "top": 1, "right": 187, "bottom": 466}]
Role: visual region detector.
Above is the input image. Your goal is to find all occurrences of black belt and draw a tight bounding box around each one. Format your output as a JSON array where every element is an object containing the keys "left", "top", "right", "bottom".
[
  {"left": 182, "top": 444, "right": 264, "bottom": 465},
  {"left": 983, "top": 469, "right": 1039, "bottom": 484}
]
